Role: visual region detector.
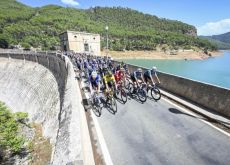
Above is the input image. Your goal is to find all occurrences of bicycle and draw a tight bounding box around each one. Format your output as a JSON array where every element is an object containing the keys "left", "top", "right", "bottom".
[
  {"left": 104, "top": 87, "right": 117, "bottom": 114},
  {"left": 114, "top": 81, "right": 128, "bottom": 104},
  {"left": 128, "top": 82, "right": 147, "bottom": 103},
  {"left": 147, "top": 83, "right": 161, "bottom": 101},
  {"left": 89, "top": 91, "right": 102, "bottom": 117}
]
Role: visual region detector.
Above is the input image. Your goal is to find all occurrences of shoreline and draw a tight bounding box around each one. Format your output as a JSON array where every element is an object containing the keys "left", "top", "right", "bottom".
[{"left": 102, "top": 50, "right": 224, "bottom": 60}]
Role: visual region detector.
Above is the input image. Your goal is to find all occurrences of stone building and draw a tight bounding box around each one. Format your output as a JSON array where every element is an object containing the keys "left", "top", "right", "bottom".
[{"left": 60, "top": 30, "right": 101, "bottom": 55}]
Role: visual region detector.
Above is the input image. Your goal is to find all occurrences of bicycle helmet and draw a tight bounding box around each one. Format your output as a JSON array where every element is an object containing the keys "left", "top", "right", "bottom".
[
  {"left": 91, "top": 71, "right": 97, "bottom": 79},
  {"left": 137, "top": 68, "right": 142, "bottom": 72},
  {"left": 120, "top": 67, "right": 125, "bottom": 72},
  {"left": 108, "top": 71, "right": 113, "bottom": 77},
  {"left": 152, "top": 66, "right": 157, "bottom": 70},
  {"left": 152, "top": 66, "right": 157, "bottom": 72}
]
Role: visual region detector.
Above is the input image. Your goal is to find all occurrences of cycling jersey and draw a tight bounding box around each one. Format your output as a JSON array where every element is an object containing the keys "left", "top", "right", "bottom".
[
  {"left": 132, "top": 71, "right": 142, "bottom": 79},
  {"left": 116, "top": 65, "right": 121, "bottom": 71},
  {"left": 103, "top": 74, "right": 115, "bottom": 84},
  {"left": 144, "top": 69, "right": 156, "bottom": 77},
  {"left": 76, "top": 60, "right": 83, "bottom": 70},
  {"left": 90, "top": 74, "right": 101, "bottom": 88},
  {"left": 83, "top": 61, "right": 88, "bottom": 69},
  {"left": 114, "top": 70, "right": 125, "bottom": 83},
  {"left": 130, "top": 70, "right": 143, "bottom": 82}
]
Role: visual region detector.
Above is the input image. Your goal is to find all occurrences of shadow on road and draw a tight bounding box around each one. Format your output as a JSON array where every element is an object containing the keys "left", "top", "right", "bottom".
[
  {"left": 168, "top": 108, "right": 230, "bottom": 127},
  {"left": 169, "top": 108, "right": 205, "bottom": 120}
]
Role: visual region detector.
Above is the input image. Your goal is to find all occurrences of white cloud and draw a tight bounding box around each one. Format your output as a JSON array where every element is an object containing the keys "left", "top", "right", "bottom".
[
  {"left": 197, "top": 19, "right": 230, "bottom": 36},
  {"left": 61, "top": 0, "right": 79, "bottom": 6}
]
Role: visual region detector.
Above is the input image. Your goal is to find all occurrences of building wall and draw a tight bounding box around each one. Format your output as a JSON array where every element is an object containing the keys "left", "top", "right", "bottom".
[
  {"left": 60, "top": 32, "right": 69, "bottom": 51},
  {"left": 60, "top": 31, "right": 101, "bottom": 55}
]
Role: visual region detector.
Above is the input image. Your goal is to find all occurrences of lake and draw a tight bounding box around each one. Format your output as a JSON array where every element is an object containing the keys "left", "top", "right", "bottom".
[{"left": 122, "top": 50, "right": 230, "bottom": 89}]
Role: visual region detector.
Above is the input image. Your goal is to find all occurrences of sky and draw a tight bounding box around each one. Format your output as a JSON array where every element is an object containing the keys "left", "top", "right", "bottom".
[{"left": 17, "top": 0, "right": 230, "bottom": 36}]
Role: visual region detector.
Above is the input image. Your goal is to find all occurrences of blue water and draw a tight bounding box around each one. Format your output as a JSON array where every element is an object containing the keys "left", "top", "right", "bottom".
[{"left": 122, "top": 50, "right": 230, "bottom": 89}]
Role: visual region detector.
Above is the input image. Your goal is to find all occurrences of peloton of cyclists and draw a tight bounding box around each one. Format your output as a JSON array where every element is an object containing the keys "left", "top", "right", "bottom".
[{"left": 74, "top": 53, "right": 161, "bottom": 102}]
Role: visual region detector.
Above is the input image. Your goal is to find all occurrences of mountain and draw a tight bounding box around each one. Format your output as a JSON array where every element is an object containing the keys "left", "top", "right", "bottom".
[
  {"left": 0, "top": 0, "right": 216, "bottom": 51},
  {"left": 209, "top": 32, "right": 230, "bottom": 43},
  {"left": 200, "top": 32, "right": 230, "bottom": 49}
]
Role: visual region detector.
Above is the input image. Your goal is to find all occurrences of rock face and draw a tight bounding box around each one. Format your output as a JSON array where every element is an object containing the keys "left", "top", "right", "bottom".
[
  {"left": 0, "top": 53, "right": 83, "bottom": 164},
  {"left": 185, "top": 28, "right": 197, "bottom": 37}
]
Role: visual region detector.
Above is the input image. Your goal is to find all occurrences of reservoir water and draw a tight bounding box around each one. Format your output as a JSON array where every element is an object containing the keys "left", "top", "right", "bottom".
[{"left": 122, "top": 50, "right": 230, "bottom": 89}]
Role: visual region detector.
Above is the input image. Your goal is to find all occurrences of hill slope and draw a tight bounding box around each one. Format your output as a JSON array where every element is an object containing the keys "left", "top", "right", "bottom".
[
  {"left": 200, "top": 32, "right": 230, "bottom": 49},
  {"left": 210, "top": 32, "right": 230, "bottom": 43},
  {"left": 0, "top": 0, "right": 216, "bottom": 51}
]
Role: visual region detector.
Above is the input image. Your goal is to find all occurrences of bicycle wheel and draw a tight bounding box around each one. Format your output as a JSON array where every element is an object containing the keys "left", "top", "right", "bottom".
[
  {"left": 92, "top": 104, "right": 101, "bottom": 117},
  {"left": 124, "top": 80, "right": 130, "bottom": 89},
  {"left": 92, "top": 97, "right": 102, "bottom": 117},
  {"left": 120, "top": 88, "right": 127, "bottom": 103},
  {"left": 78, "top": 71, "right": 82, "bottom": 80},
  {"left": 110, "top": 97, "right": 117, "bottom": 113},
  {"left": 138, "top": 88, "right": 147, "bottom": 103},
  {"left": 151, "top": 87, "right": 161, "bottom": 101},
  {"left": 128, "top": 83, "right": 135, "bottom": 94}
]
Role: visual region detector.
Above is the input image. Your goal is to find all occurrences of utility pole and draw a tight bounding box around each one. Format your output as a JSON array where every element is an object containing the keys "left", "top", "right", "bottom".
[{"left": 105, "top": 25, "right": 109, "bottom": 58}]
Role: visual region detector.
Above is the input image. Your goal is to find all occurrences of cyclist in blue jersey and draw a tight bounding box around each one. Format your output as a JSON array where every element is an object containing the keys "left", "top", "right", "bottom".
[
  {"left": 89, "top": 71, "right": 101, "bottom": 95},
  {"left": 83, "top": 59, "right": 89, "bottom": 70},
  {"left": 130, "top": 68, "right": 145, "bottom": 86}
]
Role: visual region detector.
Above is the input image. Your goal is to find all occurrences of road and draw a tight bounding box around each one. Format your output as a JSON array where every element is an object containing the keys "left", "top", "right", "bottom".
[
  {"left": 73, "top": 60, "right": 230, "bottom": 165},
  {"left": 88, "top": 89, "right": 230, "bottom": 165}
]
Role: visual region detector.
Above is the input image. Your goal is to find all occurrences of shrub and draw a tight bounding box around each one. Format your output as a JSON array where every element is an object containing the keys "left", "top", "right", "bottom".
[{"left": 0, "top": 102, "right": 28, "bottom": 154}]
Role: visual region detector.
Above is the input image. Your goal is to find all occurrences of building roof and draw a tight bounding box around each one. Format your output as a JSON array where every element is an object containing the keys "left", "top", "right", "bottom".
[{"left": 59, "top": 30, "right": 100, "bottom": 36}]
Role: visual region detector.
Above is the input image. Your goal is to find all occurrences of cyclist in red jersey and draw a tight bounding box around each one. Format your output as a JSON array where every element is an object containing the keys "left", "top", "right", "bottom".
[{"left": 114, "top": 67, "right": 126, "bottom": 84}]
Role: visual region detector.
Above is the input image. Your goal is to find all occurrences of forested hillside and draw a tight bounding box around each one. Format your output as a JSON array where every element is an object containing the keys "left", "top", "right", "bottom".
[
  {"left": 200, "top": 32, "right": 230, "bottom": 49},
  {"left": 209, "top": 32, "right": 230, "bottom": 43},
  {"left": 0, "top": 0, "right": 216, "bottom": 51}
]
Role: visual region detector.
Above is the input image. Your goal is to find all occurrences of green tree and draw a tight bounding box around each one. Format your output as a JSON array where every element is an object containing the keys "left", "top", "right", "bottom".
[
  {"left": 0, "top": 102, "right": 28, "bottom": 154},
  {"left": 0, "top": 35, "right": 9, "bottom": 48}
]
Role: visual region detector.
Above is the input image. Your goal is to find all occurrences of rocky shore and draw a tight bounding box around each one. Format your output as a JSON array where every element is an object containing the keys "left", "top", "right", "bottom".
[{"left": 104, "top": 50, "right": 223, "bottom": 60}]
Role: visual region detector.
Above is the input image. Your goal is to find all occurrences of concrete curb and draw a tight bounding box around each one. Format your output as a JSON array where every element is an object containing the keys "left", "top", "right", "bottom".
[{"left": 73, "top": 70, "right": 95, "bottom": 165}]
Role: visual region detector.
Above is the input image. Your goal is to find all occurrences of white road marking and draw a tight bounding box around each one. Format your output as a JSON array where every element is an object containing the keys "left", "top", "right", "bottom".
[{"left": 161, "top": 97, "right": 230, "bottom": 137}]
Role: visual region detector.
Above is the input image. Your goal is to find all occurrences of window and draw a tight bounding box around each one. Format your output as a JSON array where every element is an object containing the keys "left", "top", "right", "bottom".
[{"left": 84, "top": 43, "right": 89, "bottom": 52}]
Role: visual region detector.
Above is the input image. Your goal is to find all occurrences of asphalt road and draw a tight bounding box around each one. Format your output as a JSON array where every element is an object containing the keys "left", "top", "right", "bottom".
[{"left": 93, "top": 92, "right": 230, "bottom": 165}]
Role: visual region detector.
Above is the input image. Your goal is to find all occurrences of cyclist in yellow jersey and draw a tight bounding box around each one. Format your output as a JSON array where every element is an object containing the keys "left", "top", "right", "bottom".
[{"left": 103, "top": 70, "right": 117, "bottom": 92}]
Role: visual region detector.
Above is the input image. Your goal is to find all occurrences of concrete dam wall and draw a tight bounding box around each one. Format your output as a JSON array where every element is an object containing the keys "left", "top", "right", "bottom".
[{"left": 0, "top": 52, "right": 84, "bottom": 164}]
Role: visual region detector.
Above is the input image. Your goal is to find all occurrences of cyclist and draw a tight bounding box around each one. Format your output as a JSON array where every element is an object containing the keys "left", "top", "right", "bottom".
[
  {"left": 76, "top": 57, "right": 83, "bottom": 71},
  {"left": 114, "top": 67, "right": 126, "bottom": 84},
  {"left": 123, "top": 63, "right": 129, "bottom": 74},
  {"left": 101, "top": 63, "right": 108, "bottom": 76},
  {"left": 83, "top": 59, "right": 89, "bottom": 70},
  {"left": 108, "top": 60, "right": 114, "bottom": 70},
  {"left": 89, "top": 71, "right": 101, "bottom": 95},
  {"left": 130, "top": 68, "right": 145, "bottom": 87},
  {"left": 103, "top": 70, "right": 117, "bottom": 92},
  {"left": 143, "top": 66, "right": 161, "bottom": 86}
]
